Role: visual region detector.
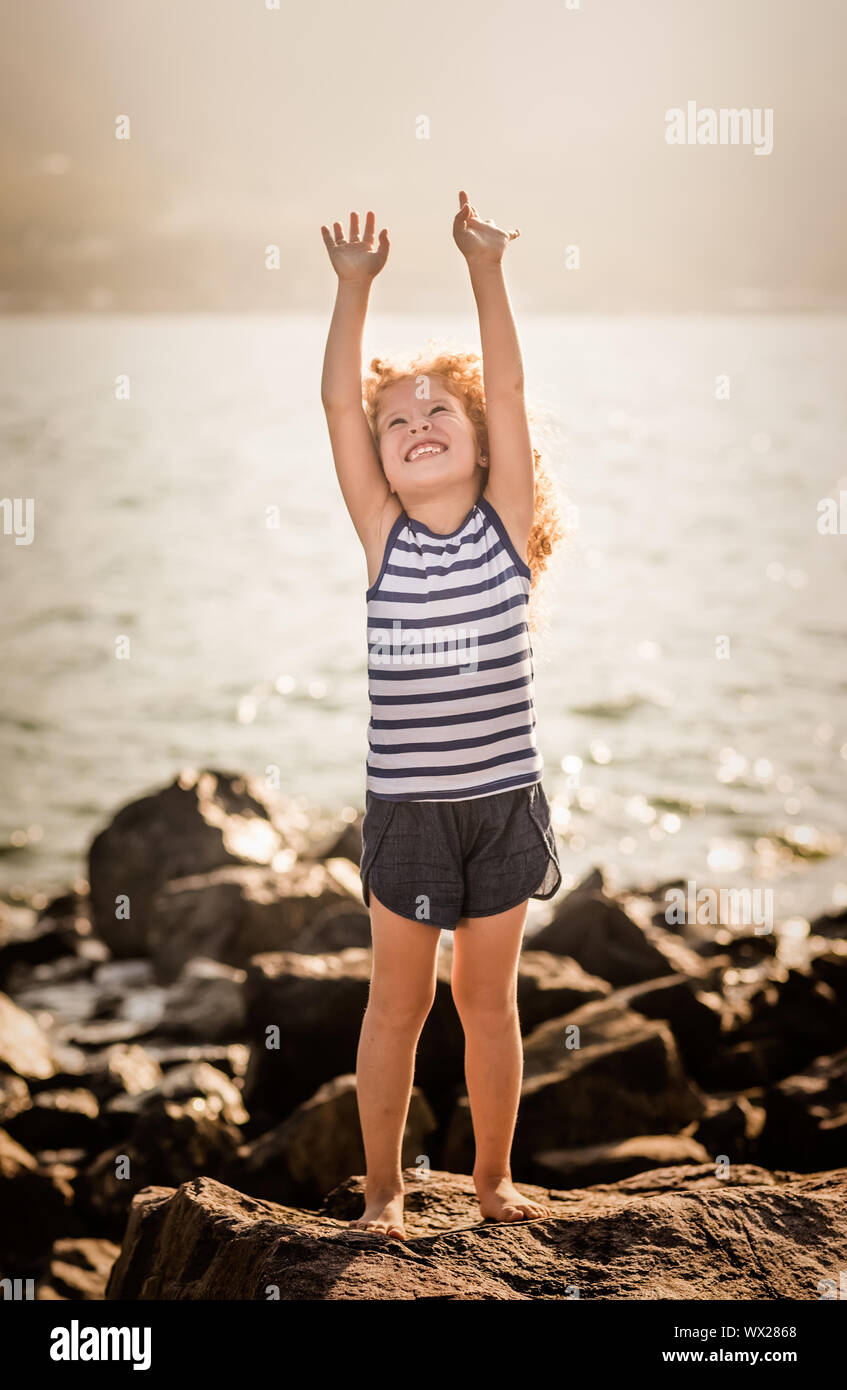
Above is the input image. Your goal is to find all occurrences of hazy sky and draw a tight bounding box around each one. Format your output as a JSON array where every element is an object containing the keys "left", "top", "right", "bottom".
[{"left": 1, "top": 0, "right": 845, "bottom": 311}]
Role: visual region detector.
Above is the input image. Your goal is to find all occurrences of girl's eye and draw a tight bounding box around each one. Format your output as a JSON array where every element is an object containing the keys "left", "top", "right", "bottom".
[
  {"left": 388, "top": 417, "right": 405, "bottom": 427},
  {"left": 430, "top": 405, "right": 447, "bottom": 413}
]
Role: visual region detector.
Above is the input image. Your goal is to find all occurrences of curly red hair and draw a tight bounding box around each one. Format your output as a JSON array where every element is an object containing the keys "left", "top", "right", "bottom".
[{"left": 362, "top": 340, "right": 565, "bottom": 594}]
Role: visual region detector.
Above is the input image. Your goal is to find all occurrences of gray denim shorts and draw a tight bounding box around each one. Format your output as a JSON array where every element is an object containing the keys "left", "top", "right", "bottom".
[{"left": 359, "top": 781, "right": 562, "bottom": 930}]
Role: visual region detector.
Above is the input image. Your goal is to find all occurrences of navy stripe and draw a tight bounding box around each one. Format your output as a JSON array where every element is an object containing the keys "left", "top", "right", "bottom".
[
  {"left": 368, "top": 747, "right": 539, "bottom": 779},
  {"left": 373, "top": 563, "right": 521, "bottom": 606},
  {"left": 369, "top": 723, "right": 535, "bottom": 755},
  {"left": 370, "top": 698, "right": 533, "bottom": 731},
  {"left": 368, "top": 649, "right": 531, "bottom": 683},
  {"left": 367, "top": 621, "right": 527, "bottom": 652},
  {"left": 382, "top": 542, "right": 503, "bottom": 580},
  {"left": 368, "top": 591, "right": 527, "bottom": 629},
  {"left": 367, "top": 771, "right": 542, "bottom": 801},
  {"left": 392, "top": 523, "right": 487, "bottom": 556},
  {"left": 370, "top": 673, "right": 532, "bottom": 707}
]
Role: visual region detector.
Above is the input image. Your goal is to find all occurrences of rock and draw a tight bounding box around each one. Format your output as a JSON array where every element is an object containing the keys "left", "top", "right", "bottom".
[
  {"left": 5, "top": 1088, "right": 101, "bottom": 1153},
  {"left": 522, "top": 998, "right": 648, "bottom": 1077},
  {"left": 105, "top": 1166, "right": 847, "bottom": 1299},
  {"left": 614, "top": 975, "right": 724, "bottom": 1081},
  {"left": 0, "top": 1127, "right": 80, "bottom": 1267},
  {"left": 530, "top": 891, "right": 714, "bottom": 987},
  {"left": 8, "top": 958, "right": 165, "bottom": 1051},
  {"left": 242, "top": 949, "right": 373, "bottom": 1122},
  {"left": 316, "top": 812, "right": 364, "bottom": 868},
  {"left": 514, "top": 953, "right": 610, "bottom": 1033},
  {"left": 703, "top": 1038, "right": 800, "bottom": 1091},
  {"left": 103, "top": 1061, "right": 249, "bottom": 1128},
  {"left": 809, "top": 907, "right": 847, "bottom": 938},
  {"left": 46, "top": 1042, "right": 164, "bottom": 1104},
  {"left": 692, "top": 1094, "right": 766, "bottom": 1164},
  {"left": 713, "top": 931, "right": 779, "bottom": 963},
  {"left": 286, "top": 903, "right": 372, "bottom": 954},
  {"left": 138, "top": 1042, "right": 249, "bottom": 1081},
  {"left": 0, "top": 992, "right": 56, "bottom": 1081},
  {"left": 812, "top": 946, "right": 847, "bottom": 1004},
  {"left": 709, "top": 967, "right": 847, "bottom": 1087},
  {"left": 35, "top": 1236, "right": 121, "bottom": 1300},
  {"left": 0, "top": 893, "right": 93, "bottom": 990},
  {"left": 568, "top": 866, "right": 606, "bottom": 898},
  {"left": 758, "top": 1046, "right": 847, "bottom": 1171},
  {"left": 87, "top": 769, "right": 293, "bottom": 957},
  {"left": 444, "top": 1020, "right": 706, "bottom": 1172},
  {"left": 0, "top": 1071, "right": 31, "bottom": 1125},
  {"left": 226, "top": 1074, "right": 437, "bottom": 1208},
  {"left": 242, "top": 949, "right": 466, "bottom": 1125},
  {"left": 160, "top": 958, "right": 247, "bottom": 1040},
  {"left": 529, "top": 1134, "right": 712, "bottom": 1187},
  {"left": 147, "top": 862, "right": 355, "bottom": 982},
  {"left": 80, "top": 1100, "right": 244, "bottom": 1237}
]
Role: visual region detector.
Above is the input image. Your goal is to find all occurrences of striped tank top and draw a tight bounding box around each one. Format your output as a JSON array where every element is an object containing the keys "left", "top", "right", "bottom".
[{"left": 365, "top": 494, "right": 543, "bottom": 800}]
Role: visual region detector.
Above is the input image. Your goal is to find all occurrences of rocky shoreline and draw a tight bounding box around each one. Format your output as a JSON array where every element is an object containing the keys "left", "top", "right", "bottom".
[{"left": 1, "top": 767, "right": 846, "bottom": 1300}]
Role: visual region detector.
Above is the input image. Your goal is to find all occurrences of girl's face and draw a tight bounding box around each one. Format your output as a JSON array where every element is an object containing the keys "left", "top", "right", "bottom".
[{"left": 374, "top": 375, "right": 484, "bottom": 503}]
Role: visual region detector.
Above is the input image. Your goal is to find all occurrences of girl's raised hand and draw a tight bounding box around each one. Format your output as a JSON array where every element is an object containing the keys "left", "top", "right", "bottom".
[
  {"left": 320, "top": 210, "right": 389, "bottom": 283},
  {"left": 452, "top": 190, "right": 520, "bottom": 266}
]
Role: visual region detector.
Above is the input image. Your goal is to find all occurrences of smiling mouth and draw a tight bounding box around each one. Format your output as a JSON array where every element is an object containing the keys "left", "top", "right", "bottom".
[{"left": 405, "top": 441, "right": 447, "bottom": 462}]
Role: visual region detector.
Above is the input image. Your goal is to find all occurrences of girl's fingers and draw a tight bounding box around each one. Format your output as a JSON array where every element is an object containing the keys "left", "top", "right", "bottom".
[
  {"left": 363, "top": 209, "right": 376, "bottom": 245},
  {"left": 332, "top": 221, "right": 345, "bottom": 244},
  {"left": 349, "top": 210, "right": 360, "bottom": 242},
  {"left": 320, "top": 225, "right": 334, "bottom": 251}
]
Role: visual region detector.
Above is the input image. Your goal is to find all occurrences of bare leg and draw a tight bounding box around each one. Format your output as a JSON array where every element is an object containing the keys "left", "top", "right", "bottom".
[
  {"left": 349, "top": 889, "right": 441, "bottom": 1241},
  {"left": 451, "top": 901, "right": 552, "bottom": 1222}
]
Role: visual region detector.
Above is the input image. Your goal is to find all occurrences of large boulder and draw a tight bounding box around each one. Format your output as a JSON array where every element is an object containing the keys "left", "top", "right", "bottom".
[
  {"left": 444, "top": 1018, "right": 706, "bottom": 1172},
  {"left": 105, "top": 1166, "right": 847, "bottom": 1300},
  {"left": 530, "top": 891, "right": 715, "bottom": 987},
  {"left": 0, "top": 1127, "right": 80, "bottom": 1268},
  {"left": 514, "top": 952, "right": 609, "bottom": 1033},
  {"left": 285, "top": 903, "right": 372, "bottom": 955},
  {"left": 529, "top": 1134, "right": 712, "bottom": 1188},
  {"left": 727, "top": 968, "right": 847, "bottom": 1061},
  {"left": 80, "top": 1099, "right": 244, "bottom": 1238},
  {"left": 147, "top": 862, "right": 356, "bottom": 982},
  {"left": 693, "top": 1094, "right": 766, "bottom": 1165},
  {"left": 758, "top": 1046, "right": 847, "bottom": 1171},
  {"left": 87, "top": 769, "right": 298, "bottom": 957},
  {"left": 159, "top": 958, "right": 247, "bottom": 1039},
  {"left": 4, "top": 1088, "right": 101, "bottom": 1155},
  {"left": 614, "top": 975, "right": 725, "bottom": 1080},
  {"left": 241, "top": 948, "right": 467, "bottom": 1125}
]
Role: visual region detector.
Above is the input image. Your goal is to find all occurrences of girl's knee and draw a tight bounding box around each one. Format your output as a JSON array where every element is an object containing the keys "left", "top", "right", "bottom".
[
  {"left": 366, "top": 985, "right": 435, "bottom": 1031},
  {"left": 451, "top": 989, "right": 518, "bottom": 1031}
]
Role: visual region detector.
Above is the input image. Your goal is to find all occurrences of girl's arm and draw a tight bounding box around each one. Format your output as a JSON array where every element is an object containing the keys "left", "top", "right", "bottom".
[
  {"left": 320, "top": 211, "right": 400, "bottom": 559},
  {"left": 453, "top": 190, "right": 535, "bottom": 553}
]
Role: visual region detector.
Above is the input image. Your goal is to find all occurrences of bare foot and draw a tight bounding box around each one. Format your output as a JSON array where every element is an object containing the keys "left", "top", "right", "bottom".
[
  {"left": 348, "top": 1190, "right": 406, "bottom": 1241},
  {"left": 474, "top": 1174, "right": 552, "bottom": 1223}
]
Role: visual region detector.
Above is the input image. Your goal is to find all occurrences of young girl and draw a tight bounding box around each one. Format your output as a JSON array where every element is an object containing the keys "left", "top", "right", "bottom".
[{"left": 320, "top": 192, "right": 563, "bottom": 1241}]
